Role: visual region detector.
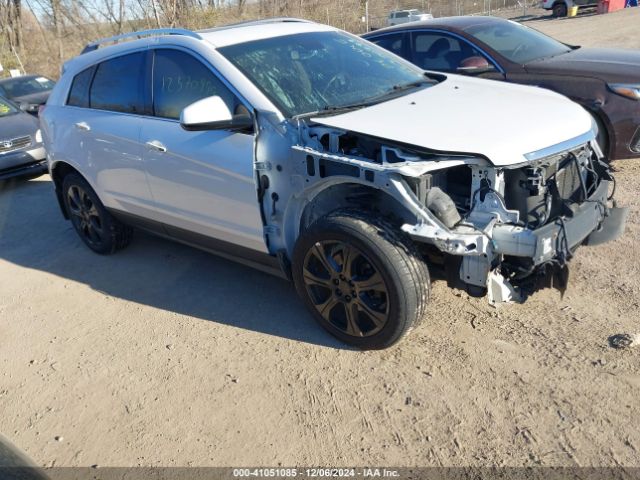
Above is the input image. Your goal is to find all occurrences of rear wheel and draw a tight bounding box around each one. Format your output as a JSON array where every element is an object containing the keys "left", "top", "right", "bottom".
[
  {"left": 553, "top": 2, "right": 568, "bottom": 16},
  {"left": 292, "top": 210, "right": 430, "bottom": 349},
  {"left": 62, "top": 173, "right": 132, "bottom": 254}
]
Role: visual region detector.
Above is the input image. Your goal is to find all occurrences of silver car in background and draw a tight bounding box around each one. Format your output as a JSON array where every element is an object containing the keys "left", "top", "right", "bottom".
[
  {"left": 0, "top": 97, "right": 46, "bottom": 181},
  {"left": 387, "top": 9, "right": 434, "bottom": 26}
]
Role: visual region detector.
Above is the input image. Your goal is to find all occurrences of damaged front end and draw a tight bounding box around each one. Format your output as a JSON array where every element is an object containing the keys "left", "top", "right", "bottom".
[
  {"left": 404, "top": 142, "right": 628, "bottom": 303},
  {"left": 284, "top": 121, "right": 628, "bottom": 304}
]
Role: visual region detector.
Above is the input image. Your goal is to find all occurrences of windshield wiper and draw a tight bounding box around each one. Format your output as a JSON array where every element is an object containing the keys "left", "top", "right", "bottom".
[
  {"left": 302, "top": 80, "right": 431, "bottom": 119},
  {"left": 295, "top": 79, "right": 433, "bottom": 120},
  {"left": 362, "top": 79, "right": 433, "bottom": 103},
  {"left": 531, "top": 49, "right": 573, "bottom": 62},
  {"left": 295, "top": 102, "right": 371, "bottom": 119},
  {"left": 392, "top": 80, "right": 431, "bottom": 92}
]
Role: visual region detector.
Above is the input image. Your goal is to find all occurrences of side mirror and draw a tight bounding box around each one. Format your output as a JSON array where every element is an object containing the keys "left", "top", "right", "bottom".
[
  {"left": 19, "top": 102, "right": 39, "bottom": 114},
  {"left": 457, "top": 56, "right": 495, "bottom": 74},
  {"left": 180, "top": 96, "right": 253, "bottom": 132}
]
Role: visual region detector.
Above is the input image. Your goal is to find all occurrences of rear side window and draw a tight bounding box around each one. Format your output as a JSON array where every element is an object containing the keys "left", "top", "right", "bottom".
[
  {"left": 90, "top": 52, "right": 145, "bottom": 114},
  {"left": 152, "top": 49, "right": 237, "bottom": 120},
  {"left": 67, "top": 67, "right": 94, "bottom": 107}
]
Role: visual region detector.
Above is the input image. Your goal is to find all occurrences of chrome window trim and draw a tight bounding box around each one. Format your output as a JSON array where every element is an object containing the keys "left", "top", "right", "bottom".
[{"left": 524, "top": 130, "right": 595, "bottom": 162}]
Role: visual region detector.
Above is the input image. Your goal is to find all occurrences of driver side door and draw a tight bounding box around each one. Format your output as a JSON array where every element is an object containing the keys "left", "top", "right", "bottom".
[{"left": 141, "top": 48, "right": 267, "bottom": 254}]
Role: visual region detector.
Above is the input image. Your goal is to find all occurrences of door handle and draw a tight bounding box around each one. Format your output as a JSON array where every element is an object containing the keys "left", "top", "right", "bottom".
[
  {"left": 145, "top": 140, "right": 167, "bottom": 153},
  {"left": 75, "top": 122, "right": 91, "bottom": 131}
]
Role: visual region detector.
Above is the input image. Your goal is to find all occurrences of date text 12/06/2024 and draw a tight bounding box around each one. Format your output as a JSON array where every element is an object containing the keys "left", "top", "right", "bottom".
[{"left": 232, "top": 468, "right": 401, "bottom": 478}]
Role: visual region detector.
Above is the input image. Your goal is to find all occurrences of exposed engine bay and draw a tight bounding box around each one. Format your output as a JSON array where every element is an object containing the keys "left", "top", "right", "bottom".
[{"left": 256, "top": 119, "right": 627, "bottom": 304}]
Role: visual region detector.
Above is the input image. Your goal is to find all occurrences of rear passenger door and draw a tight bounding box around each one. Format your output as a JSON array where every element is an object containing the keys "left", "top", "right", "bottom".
[
  {"left": 69, "top": 50, "right": 155, "bottom": 217},
  {"left": 140, "top": 48, "right": 267, "bottom": 253}
]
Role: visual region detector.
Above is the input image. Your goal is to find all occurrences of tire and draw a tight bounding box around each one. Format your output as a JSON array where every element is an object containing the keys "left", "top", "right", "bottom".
[
  {"left": 553, "top": 2, "right": 568, "bottom": 16},
  {"left": 62, "top": 172, "right": 133, "bottom": 254},
  {"left": 292, "top": 210, "right": 430, "bottom": 350}
]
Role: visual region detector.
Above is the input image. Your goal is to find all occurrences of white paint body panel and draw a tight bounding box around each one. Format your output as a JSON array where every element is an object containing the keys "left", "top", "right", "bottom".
[
  {"left": 140, "top": 117, "right": 267, "bottom": 252},
  {"left": 312, "top": 74, "right": 593, "bottom": 167}
]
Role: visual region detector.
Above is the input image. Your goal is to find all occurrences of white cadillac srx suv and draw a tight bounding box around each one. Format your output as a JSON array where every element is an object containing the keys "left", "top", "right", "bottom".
[{"left": 41, "top": 19, "right": 627, "bottom": 349}]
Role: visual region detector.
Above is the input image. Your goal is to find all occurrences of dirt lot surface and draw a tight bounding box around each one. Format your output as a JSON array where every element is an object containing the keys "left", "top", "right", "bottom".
[
  {"left": 524, "top": 5, "right": 640, "bottom": 49},
  {"left": 1, "top": 8, "right": 640, "bottom": 469}
]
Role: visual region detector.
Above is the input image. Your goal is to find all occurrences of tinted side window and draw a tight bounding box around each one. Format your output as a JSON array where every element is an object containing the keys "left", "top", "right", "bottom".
[
  {"left": 369, "top": 33, "right": 407, "bottom": 60},
  {"left": 412, "top": 32, "right": 484, "bottom": 72},
  {"left": 152, "top": 49, "right": 237, "bottom": 120},
  {"left": 67, "top": 67, "right": 94, "bottom": 108},
  {"left": 90, "top": 52, "right": 145, "bottom": 114}
]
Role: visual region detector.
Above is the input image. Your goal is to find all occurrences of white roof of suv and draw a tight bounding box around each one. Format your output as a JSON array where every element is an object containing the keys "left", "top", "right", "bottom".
[
  {"left": 198, "top": 19, "right": 336, "bottom": 48},
  {"left": 64, "top": 18, "right": 337, "bottom": 75}
]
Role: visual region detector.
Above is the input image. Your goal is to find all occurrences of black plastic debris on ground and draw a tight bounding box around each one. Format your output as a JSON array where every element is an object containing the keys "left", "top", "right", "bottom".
[{"left": 608, "top": 334, "right": 634, "bottom": 349}]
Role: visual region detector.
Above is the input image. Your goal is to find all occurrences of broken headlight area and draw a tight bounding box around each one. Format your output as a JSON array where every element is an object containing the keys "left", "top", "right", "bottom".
[{"left": 403, "top": 144, "right": 625, "bottom": 303}]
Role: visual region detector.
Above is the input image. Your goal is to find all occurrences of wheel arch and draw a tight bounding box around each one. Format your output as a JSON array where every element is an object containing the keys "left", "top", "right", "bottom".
[
  {"left": 581, "top": 105, "right": 615, "bottom": 159},
  {"left": 282, "top": 178, "right": 419, "bottom": 258},
  {"left": 50, "top": 161, "right": 93, "bottom": 220}
]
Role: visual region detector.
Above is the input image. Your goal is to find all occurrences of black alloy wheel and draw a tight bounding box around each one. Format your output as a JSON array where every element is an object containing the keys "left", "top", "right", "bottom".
[
  {"left": 292, "top": 210, "right": 430, "bottom": 349},
  {"left": 66, "top": 184, "right": 105, "bottom": 249},
  {"left": 61, "top": 172, "right": 133, "bottom": 254},
  {"left": 302, "top": 240, "right": 390, "bottom": 338}
]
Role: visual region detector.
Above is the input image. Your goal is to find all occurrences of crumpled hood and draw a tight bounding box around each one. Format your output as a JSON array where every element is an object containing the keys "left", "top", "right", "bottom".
[{"left": 311, "top": 74, "right": 593, "bottom": 166}]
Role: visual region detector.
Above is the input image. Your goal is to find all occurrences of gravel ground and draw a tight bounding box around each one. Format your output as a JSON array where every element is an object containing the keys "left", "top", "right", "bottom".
[{"left": 1, "top": 8, "right": 639, "bottom": 468}]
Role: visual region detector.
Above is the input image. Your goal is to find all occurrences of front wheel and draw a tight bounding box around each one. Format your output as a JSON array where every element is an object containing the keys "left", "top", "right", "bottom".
[{"left": 292, "top": 210, "right": 430, "bottom": 349}]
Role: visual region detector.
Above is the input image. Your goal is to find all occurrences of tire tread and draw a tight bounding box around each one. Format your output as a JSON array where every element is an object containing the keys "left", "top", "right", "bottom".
[{"left": 293, "top": 209, "right": 430, "bottom": 349}]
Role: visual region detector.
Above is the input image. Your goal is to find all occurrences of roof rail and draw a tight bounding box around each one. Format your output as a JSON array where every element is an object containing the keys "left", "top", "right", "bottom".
[
  {"left": 81, "top": 28, "right": 201, "bottom": 54},
  {"left": 197, "top": 17, "right": 313, "bottom": 34}
]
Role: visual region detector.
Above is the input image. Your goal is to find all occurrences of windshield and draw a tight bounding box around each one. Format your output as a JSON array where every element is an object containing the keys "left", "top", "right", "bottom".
[
  {"left": 465, "top": 20, "right": 571, "bottom": 64},
  {"left": 219, "top": 31, "right": 429, "bottom": 118},
  {"left": 0, "top": 98, "right": 18, "bottom": 117},
  {"left": 0, "top": 76, "right": 55, "bottom": 98}
]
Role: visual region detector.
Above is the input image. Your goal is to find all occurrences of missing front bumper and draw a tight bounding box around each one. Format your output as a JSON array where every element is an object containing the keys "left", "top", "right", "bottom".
[
  {"left": 492, "top": 179, "right": 623, "bottom": 265},
  {"left": 406, "top": 178, "right": 626, "bottom": 300}
]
